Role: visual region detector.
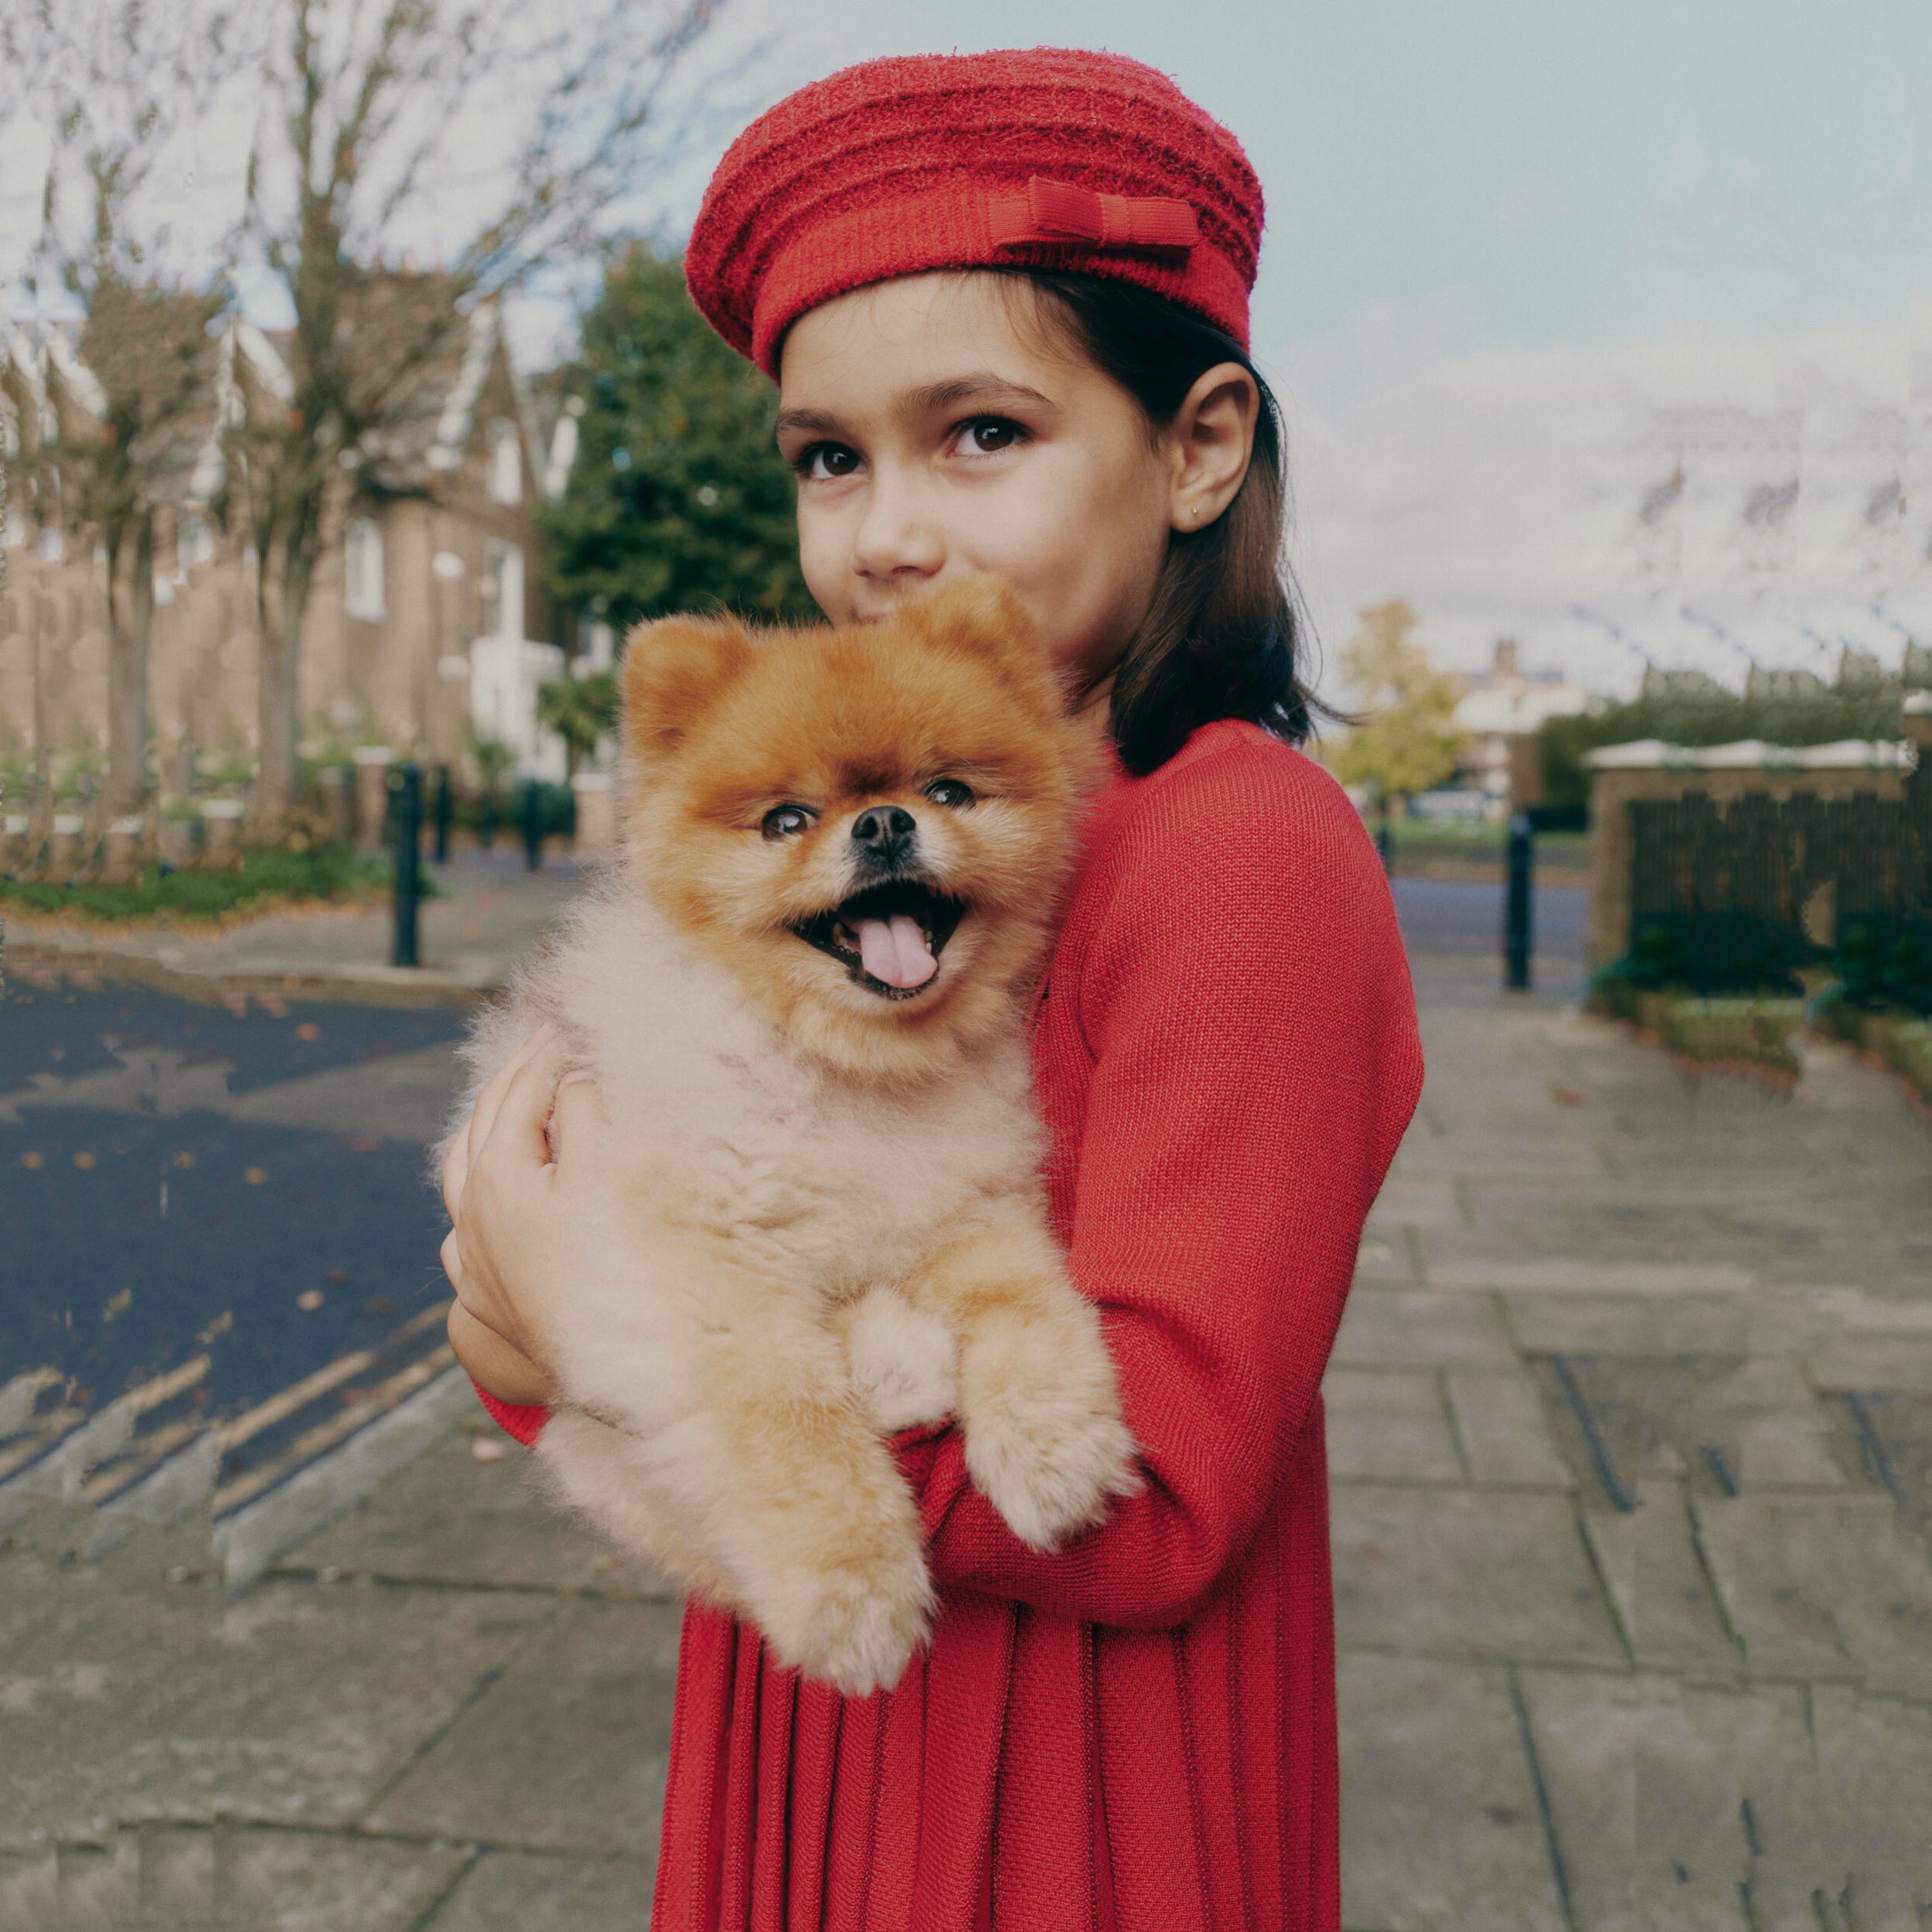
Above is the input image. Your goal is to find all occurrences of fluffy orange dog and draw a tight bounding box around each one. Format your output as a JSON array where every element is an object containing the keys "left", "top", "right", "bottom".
[{"left": 445, "top": 579, "right": 1140, "bottom": 1694}]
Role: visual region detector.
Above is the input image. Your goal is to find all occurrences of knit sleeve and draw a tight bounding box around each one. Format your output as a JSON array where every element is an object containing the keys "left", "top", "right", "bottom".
[
  {"left": 894, "top": 735, "right": 1424, "bottom": 1629},
  {"left": 472, "top": 1381, "right": 551, "bottom": 1448}
]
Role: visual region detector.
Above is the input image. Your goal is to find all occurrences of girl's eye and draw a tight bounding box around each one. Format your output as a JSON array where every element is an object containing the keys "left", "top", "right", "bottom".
[
  {"left": 793, "top": 442, "right": 862, "bottom": 482},
  {"left": 951, "top": 417, "right": 1024, "bottom": 457},
  {"left": 762, "top": 805, "right": 816, "bottom": 840},
  {"left": 924, "top": 779, "right": 975, "bottom": 809}
]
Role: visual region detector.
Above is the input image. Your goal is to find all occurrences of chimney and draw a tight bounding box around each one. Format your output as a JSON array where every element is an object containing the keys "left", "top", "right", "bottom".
[{"left": 1492, "top": 638, "right": 1519, "bottom": 681}]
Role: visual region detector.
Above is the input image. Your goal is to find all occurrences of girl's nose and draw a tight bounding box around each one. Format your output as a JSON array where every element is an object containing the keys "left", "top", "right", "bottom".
[{"left": 850, "top": 479, "right": 944, "bottom": 584}]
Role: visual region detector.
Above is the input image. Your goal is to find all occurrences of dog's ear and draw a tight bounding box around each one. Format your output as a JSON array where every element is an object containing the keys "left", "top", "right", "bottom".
[
  {"left": 620, "top": 614, "right": 755, "bottom": 762},
  {"left": 898, "top": 577, "right": 1063, "bottom": 718}
]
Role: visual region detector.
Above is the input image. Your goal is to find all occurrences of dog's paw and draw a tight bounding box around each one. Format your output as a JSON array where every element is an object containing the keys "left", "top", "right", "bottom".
[
  {"left": 757, "top": 1539, "right": 936, "bottom": 1697},
  {"left": 839, "top": 1286, "right": 959, "bottom": 1433},
  {"left": 961, "top": 1383, "right": 1143, "bottom": 1552}
]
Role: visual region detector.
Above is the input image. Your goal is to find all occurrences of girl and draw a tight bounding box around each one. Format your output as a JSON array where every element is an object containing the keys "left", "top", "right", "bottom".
[{"left": 439, "top": 47, "right": 1423, "bottom": 1932}]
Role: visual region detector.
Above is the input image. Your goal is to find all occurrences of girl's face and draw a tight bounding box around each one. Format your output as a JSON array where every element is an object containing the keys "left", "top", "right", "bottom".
[{"left": 775, "top": 272, "right": 1246, "bottom": 704}]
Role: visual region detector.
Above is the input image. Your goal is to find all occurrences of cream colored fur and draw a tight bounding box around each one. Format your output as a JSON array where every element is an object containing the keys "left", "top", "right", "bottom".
[{"left": 448, "top": 875, "right": 1140, "bottom": 1696}]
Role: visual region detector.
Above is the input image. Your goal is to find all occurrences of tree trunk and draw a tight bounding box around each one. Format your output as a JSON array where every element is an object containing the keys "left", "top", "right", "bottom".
[
  {"left": 103, "top": 515, "right": 155, "bottom": 819},
  {"left": 254, "top": 526, "right": 313, "bottom": 844}
]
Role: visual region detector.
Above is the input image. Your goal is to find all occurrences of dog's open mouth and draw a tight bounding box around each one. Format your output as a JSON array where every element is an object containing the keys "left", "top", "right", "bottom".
[{"left": 789, "top": 880, "right": 968, "bottom": 999}]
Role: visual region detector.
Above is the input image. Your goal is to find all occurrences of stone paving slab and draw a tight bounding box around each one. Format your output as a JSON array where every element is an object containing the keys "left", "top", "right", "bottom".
[
  {"left": 1324, "top": 1370, "right": 1465, "bottom": 1484},
  {"left": 0, "top": 1531, "right": 559, "bottom": 1842},
  {"left": 1577, "top": 1481, "right": 1742, "bottom": 1675},
  {"left": 1332, "top": 1485, "right": 1627, "bottom": 1668},
  {"left": 1443, "top": 1369, "right": 1576, "bottom": 1490},
  {"left": 0, "top": 1823, "right": 469, "bottom": 1932},
  {"left": 367, "top": 1594, "right": 682, "bottom": 1859},
  {"left": 1331, "top": 1286, "right": 1518, "bottom": 1368},
  {"left": 424, "top": 1848, "right": 656, "bottom": 1931},
  {"left": 1337, "top": 1651, "right": 1567, "bottom": 1932}
]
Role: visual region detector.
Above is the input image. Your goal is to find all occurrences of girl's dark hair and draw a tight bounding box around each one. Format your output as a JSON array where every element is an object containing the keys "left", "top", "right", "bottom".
[{"left": 996, "top": 269, "right": 1322, "bottom": 776}]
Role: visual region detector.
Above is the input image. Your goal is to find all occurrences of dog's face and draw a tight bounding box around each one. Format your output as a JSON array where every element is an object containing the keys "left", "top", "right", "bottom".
[{"left": 619, "top": 578, "right": 1097, "bottom": 1082}]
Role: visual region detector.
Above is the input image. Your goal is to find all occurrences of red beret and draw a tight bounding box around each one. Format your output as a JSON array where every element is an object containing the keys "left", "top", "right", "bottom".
[{"left": 685, "top": 48, "right": 1263, "bottom": 378}]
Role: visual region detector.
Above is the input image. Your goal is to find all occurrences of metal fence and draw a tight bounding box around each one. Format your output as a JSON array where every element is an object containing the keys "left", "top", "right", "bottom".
[{"left": 1624, "top": 753, "right": 1932, "bottom": 1001}]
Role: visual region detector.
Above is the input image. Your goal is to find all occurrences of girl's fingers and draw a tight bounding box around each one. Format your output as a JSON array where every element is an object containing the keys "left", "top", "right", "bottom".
[
  {"left": 465, "top": 1024, "right": 557, "bottom": 1174},
  {"left": 549, "top": 1072, "right": 607, "bottom": 1173},
  {"left": 480, "top": 1043, "right": 571, "bottom": 1174},
  {"left": 440, "top": 1135, "right": 469, "bottom": 1224},
  {"left": 448, "top": 1300, "right": 556, "bottom": 1406}
]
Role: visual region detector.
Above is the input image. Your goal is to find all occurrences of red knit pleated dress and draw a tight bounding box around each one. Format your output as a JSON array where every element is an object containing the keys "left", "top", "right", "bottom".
[{"left": 476, "top": 718, "right": 1425, "bottom": 1930}]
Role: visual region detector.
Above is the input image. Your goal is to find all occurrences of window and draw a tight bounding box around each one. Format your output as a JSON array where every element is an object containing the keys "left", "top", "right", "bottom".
[
  {"left": 483, "top": 540, "right": 523, "bottom": 640},
  {"left": 488, "top": 419, "right": 522, "bottom": 506},
  {"left": 344, "top": 518, "right": 385, "bottom": 622}
]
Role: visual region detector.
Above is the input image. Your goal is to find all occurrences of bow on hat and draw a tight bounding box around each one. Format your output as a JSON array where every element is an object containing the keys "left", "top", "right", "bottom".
[{"left": 988, "top": 177, "right": 1200, "bottom": 257}]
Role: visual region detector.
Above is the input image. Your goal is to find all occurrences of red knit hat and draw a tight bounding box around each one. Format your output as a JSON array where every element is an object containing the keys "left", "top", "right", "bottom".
[{"left": 685, "top": 48, "right": 1263, "bottom": 378}]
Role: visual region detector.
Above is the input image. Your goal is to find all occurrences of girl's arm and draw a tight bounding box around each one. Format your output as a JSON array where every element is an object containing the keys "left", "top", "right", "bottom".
[{"left": 891, "top": 742, "right": 1424, "bottom": 1630}]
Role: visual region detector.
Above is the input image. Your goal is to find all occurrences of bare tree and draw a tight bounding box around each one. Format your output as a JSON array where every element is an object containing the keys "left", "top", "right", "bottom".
[
  {"left": 230, "top": 0, "right": 747, "bottom": 840},
  {"left": 2, "top": 0, "right": 247, "bottom": 821}
]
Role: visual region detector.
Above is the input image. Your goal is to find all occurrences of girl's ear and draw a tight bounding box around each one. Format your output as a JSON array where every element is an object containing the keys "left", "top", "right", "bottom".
[
  {"left": 1167, "top": 360, "right": 1259, "bottom": 532},
  {"left": 620, "top": 614, "right": 756, "bottom": 762},
  {"left": 900, "top": 576, "right": 1062, "bottom": 718}
]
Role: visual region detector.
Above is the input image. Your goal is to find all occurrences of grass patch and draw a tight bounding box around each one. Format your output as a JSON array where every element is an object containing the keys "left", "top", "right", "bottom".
[{"left": 0, "top": 845, "right": 419, "bottom": 927}]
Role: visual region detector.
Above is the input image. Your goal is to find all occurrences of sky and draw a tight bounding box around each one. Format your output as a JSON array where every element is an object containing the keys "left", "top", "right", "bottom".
[{"left": 5, "top": 0, "right": 1930, "bottom": 693}]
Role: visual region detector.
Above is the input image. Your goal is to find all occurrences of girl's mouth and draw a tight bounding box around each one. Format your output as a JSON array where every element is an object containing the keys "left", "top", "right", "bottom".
[{"left": 789, "top": 881, "right": 968, "bottom": 998}]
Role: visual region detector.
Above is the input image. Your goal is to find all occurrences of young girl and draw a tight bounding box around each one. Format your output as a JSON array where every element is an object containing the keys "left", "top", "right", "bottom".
[{"left": 438, "top": 47, "right": 1423, "bottom": 1932}]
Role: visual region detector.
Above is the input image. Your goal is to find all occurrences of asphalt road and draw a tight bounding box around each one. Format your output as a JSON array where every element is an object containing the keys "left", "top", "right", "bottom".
[{"left": 1, "top": 975, "right": 469, "bottom": 1423}]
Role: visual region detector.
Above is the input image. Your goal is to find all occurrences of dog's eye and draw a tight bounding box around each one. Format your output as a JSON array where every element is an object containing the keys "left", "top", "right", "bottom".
[
  {"left": 924, "top": 779, "right": 975, "bottom": 809},
  {"left": 762, "top": 805, "right": 815, "bottom": 840}
]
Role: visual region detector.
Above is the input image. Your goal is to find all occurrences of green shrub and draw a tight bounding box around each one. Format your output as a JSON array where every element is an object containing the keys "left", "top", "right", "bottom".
[
  {"left": 1831, "top": 915, "right": 1932, "bottom": 1017},
  {"left": 0, "top": 844, "right": 411, "bottom": 924}
]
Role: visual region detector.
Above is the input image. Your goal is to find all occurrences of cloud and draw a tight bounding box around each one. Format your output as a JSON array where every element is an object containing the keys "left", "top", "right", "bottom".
[{"left": 1277, "top": 312, "right": 1932, "bottom": 698}]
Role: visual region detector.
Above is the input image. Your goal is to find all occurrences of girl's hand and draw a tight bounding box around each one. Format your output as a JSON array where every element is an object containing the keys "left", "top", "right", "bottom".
[{"left": 438, "top": 1025, "right": 610, "bottom": 1408}]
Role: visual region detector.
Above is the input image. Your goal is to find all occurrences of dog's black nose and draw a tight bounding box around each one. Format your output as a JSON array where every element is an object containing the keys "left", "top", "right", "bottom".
[{"left": 851, "top": 806, "right": 916, "bottom": 864}]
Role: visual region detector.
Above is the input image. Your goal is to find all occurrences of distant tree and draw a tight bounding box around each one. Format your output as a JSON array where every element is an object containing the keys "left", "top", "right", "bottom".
[
  {"left": 4, "top": 0, "right": 244, "bottom": 819},
  {"left": 1323, "top": 599, "right": 1467, "bottom": 816},
  {"left": 534, "top": 668, "right": 617, "bottom": 779},
  {"left": 230, "top": 0, "right": 741, "bottom": 841},
  {"left": 539, "top": 241, "right": 814, "bottom": 630}
]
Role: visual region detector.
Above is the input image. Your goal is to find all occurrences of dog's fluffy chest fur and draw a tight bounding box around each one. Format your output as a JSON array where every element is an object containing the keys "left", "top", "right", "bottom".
[{"left": 512, "top": 884, "right": 1042, "bottom": 1303}]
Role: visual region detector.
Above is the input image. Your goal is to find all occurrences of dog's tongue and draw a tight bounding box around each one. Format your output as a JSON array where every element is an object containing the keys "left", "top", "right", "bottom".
[{"left": 856, "top": 914, "right": 936, "bottom": 989}]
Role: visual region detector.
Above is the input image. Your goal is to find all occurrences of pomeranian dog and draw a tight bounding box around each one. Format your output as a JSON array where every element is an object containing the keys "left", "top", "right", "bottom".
[{"left": 444, "top": 578, "right": 1140, "bottom": 1695}]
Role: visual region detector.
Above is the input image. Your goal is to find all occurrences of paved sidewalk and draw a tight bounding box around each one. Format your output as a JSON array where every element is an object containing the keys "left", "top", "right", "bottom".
[
  {"left": 5, "top": 941, "right": 1930, "bottom": 1929},
  {"left": 1334, "top": 953, "right": 1932, "bottom": 1930},
  {"left": 4, "top": 850, "right": 592, "bottom": 1007}
]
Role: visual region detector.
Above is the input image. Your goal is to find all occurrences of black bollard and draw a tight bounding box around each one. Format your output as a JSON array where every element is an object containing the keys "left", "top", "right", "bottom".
[
  {"left": 520, "top": 779, "right": 543, "bottom": 872},
  {"left": 1503, "top": 810, "right": 1533, "bottom": 990},
  {"left": 432, "top": 763, "right": 452, "bottom": 863},
  {"left": 478, "top": 784, "right": 496, "bottom": 852},
  {"left": 391, "top": 763, "right": 423, "bottom": 969}
]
